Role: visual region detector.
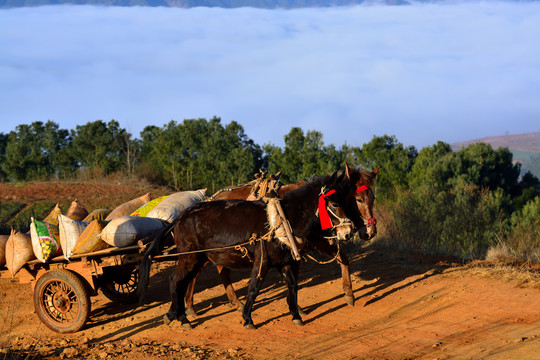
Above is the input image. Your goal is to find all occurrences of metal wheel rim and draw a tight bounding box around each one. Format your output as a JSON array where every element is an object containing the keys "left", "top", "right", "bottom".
[
  {"left": 39, "top": 279, "right": 81, "bottom": 326},
  {"left": 104, "top": 271, "right": 138, "bottom": 296}
]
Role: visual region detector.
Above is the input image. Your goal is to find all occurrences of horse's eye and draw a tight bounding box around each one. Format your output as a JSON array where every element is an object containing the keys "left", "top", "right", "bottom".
[{"left": 356, "top": 198, "right": 363, "bottom": 204}]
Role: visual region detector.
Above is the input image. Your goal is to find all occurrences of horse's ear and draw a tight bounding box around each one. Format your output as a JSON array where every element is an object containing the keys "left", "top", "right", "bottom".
[
  {"left": 329, "top": 171, "right": 339, "bottom": 187},
  {"left": 372, "top": 165, "right": 381, "bottom": 176},
  {"left": 345, "top": 162, "right": 353, "bottom": 179}
]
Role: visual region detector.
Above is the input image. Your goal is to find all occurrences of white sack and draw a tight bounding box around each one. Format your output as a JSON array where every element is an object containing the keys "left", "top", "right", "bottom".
[
  {"left": 146, "top": 189, "right": 206, "bottom": 223},
  {"left": 99, "top": 216, "right": 166, "bottom": 248}
]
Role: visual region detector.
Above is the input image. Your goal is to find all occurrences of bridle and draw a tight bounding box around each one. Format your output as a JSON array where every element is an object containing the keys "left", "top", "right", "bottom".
[
  {"left": 317, "top": 188, "right": 353, "bottom": 233},
  {"left": 351, "top": 185, "right": 377, "bottom": 228}
]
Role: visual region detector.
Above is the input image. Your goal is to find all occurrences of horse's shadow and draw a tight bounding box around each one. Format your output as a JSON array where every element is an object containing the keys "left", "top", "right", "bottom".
[{"left": 86, "top": 245, "right": 450, "bottom": 335}]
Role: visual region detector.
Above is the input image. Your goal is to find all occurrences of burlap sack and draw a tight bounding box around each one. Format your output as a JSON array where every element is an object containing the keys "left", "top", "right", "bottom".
[
  {"left": 72, "top": 220, "right": 110, "bottom": 254},
  {"left": 66, "top": 200, "right": 89, "bottom": 221},
  {"left": 0, "top": 234, "right": 9, "bottom": 267},
  {"left": 82, "top": 209, "right": 110, "bottom": 222},
  {"left": 6, "top": 229, "right": 35, "bottom": 277},
  {"left": 105, "top": 193, "right": 151, "bottom": 221},
  {"left": 30, "top": 218, "right": 62, "bottom": 263},
  {"left": 43, "top": 203, "right": 62, "bottom": 226},
  {"left": 58, "top": 215, "right": 89, "bottom": 260},
  {"left": 130, "top": 196, "right": 168, "bottom": 217},
  {"left": 146, "top": 189, "right": 206, "bottom": 223},
  {"left": 99, "top": 216, "right": 165, "bottom": 248}
]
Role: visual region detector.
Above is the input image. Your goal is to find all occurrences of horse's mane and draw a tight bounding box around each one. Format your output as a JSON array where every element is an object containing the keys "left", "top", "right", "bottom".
[
  {"left": 350, "top": 167, "right": 376, "bottom": 188},
  {"left": 282, "top": 174, "right": 335, "bottom": 201}
]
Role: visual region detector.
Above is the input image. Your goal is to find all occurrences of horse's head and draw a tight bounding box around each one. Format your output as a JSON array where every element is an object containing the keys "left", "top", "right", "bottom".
[
  {"left": 344, "top": 163, "right": 380, "bottom": 241},
  {"left": 316, "top": 172, "right": 356, "bottom": 241}
]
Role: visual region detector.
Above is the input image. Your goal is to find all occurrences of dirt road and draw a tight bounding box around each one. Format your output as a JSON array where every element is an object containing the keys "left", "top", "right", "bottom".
[{"left": 1, "top": 247, "right": 540, "bottom": 360}]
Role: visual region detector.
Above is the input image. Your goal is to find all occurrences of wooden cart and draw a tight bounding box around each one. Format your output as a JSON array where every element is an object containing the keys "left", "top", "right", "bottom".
[{"left": 0, "top": 241, "right": 177, "bottom": 334}]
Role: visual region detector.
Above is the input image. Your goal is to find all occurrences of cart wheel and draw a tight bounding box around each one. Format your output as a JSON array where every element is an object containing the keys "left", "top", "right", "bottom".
[
  {"left": 34, "top": 269, "right": 90, "bottom": 333},
  {"left": 99, "top": 265, "right": 139, "bottom": 304}
]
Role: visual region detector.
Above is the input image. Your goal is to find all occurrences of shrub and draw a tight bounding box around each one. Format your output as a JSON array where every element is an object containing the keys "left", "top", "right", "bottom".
[
  {"left": 380, "top": 179, "right": 504, "bottom": 260},
  {"left": 488, "top": 197, "right": 540, "bottom": 263}
]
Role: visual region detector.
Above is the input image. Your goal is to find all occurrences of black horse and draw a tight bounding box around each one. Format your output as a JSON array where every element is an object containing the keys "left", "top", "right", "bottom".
[{"left": 138, "top": 172, "right": 356, "bottom": 329}]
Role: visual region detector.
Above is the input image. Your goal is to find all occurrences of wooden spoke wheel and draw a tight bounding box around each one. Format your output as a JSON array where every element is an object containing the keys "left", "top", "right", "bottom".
[
  {"left": 99, "top": 265, "right": 139, "bottom": 304},
  {"left": 34, "top": 269, "right": 90, "bottom": 333}
]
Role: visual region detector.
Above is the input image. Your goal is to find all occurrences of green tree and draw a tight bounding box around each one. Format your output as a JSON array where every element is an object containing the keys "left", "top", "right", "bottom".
[
  {"left": 0, "top": 132, "right": 7, "bottom": 181},
  {"left": 264, "top": 127, "right": 345, "bottom": 184},
  {"left": 353, "top": 135, "right": 417, "bottom": 200},
  {"left": 70, "top": 120, "right": 129, "bottom": 175},
  {"left": 1, "top": 121, "right": 74, "bottom": 181},
  {"left": 139, "top": 117, "right": 262, "bottom": 191}
]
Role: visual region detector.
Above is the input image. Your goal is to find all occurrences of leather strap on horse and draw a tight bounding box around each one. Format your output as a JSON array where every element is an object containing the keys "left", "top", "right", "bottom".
[{"left": 264, "top": 197, "right": 302, "bottom": 261}]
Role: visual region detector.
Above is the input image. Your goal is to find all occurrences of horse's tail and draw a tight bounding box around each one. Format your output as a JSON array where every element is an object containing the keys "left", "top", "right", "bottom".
[{"left": 137, "top": 221, "right": 177, "bottom": 306}]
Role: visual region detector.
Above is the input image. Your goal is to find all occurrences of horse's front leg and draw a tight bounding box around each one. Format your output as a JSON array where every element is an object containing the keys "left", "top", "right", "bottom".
[
  {"left": 165, "top": 254, "right": 203, "bottom": 329},
  {"left": 281, "top": 263, "right": 303, "bottom": 326},
  {"left": 315, "top": 240, "right": 354, "bottom": 306},
  {"left": 242, "top": 253, "right": 269, "bottom": 329}
]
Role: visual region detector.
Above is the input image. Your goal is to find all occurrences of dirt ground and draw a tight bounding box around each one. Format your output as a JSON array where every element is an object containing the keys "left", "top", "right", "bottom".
[
  {"left": 1, "top": 181, "right": 540, "bottom": 359},
  {"left": 1, "top": 246, "right": 540, "bottom": 360}
]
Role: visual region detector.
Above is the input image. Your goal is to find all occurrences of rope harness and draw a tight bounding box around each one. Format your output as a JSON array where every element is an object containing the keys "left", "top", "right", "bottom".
[
  {"left": 167, "top": 174, "right": 350, "bottom": 272},
  {"left": 303, "top": 238, "right": 343, "bottom": 265}
]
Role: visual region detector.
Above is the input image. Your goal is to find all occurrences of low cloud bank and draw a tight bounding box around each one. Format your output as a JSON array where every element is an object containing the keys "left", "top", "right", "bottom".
[{"left": 1, "top": 2, "right": 539, "bottom": 148}]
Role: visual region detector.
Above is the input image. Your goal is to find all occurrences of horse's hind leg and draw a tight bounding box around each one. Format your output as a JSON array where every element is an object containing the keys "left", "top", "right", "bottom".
[
  {"left": 185, "top": 260, "right": 211, "bottom": 316},
  {"left": 281, "top": 263, "right": 303, "bottom": 326},
  {"left": 217, "top": 265, "right": 244, "bottom": 311}
]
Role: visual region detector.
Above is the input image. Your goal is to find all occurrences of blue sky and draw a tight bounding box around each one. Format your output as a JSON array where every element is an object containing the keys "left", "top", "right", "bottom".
[{"left": 1, "top": 1, "right": 539, "bottom": 149}]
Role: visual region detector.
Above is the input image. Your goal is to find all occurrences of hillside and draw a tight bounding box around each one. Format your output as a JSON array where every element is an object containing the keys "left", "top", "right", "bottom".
[
  {"left": 451, "top": 132, "right": 540, "bottom": 154},
  {"left": 0, "top": 179, "right": 172, "bottom": 235},
  {"left": 451, "top": 132, "right": 540, "bottom": 177}
]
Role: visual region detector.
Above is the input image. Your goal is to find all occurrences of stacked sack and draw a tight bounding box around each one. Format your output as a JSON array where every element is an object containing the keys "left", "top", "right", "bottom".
[
  {"left": 99, "top": 189, "right": 206, "bottom": 247},
  {"left": 1, "top": 189, "right": 206, "bottom": 277}
]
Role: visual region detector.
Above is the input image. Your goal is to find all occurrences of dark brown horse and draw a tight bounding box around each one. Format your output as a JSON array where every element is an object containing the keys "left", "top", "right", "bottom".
[
  {"left": 138, "top": 172, "right": 356, "bottom": 329},
  {"left": 183, "top": 165, "right": 379, "bottom": 315}
]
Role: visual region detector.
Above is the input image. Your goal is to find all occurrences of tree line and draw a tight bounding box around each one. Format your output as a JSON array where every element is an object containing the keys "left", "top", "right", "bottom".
[{"left": 1, "top": 117, "right": 539, "bottom": 260}]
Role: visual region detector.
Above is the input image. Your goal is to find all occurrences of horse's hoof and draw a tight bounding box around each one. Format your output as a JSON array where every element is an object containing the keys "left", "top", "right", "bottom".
[
  {"left": 244, "top": 323, "right": 256, "bottom": 330},
  {"left": 181, "top": 322, "right": 193, "bottom": 330},
  {"left": 163, "top": 314, "right": 173, "bottom": 325},
  {"left": 185, "top": 308, "right": 197, "bottom": 317},
  {"left": 344, "top": 295, "right": 355, "bottom": 306},
  {"left": 298, "top": 307, "right": 307, "bottom": 316},
  {"left": 292, "top": 319, "right": 304, "bottom": 327}
]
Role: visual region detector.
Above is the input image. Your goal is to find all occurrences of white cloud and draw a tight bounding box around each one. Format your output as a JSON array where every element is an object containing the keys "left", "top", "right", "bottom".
[{"left": 0, "top": 2, "right": 539, "bottom": 149}]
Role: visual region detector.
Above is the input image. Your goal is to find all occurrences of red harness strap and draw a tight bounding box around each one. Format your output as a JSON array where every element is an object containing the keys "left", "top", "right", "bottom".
[
  {"left": 318, "top": 189, "right": 336, "bottom": 230},
  {"left": 356, "top": 185, "right": 369, "bottom": 193}
]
